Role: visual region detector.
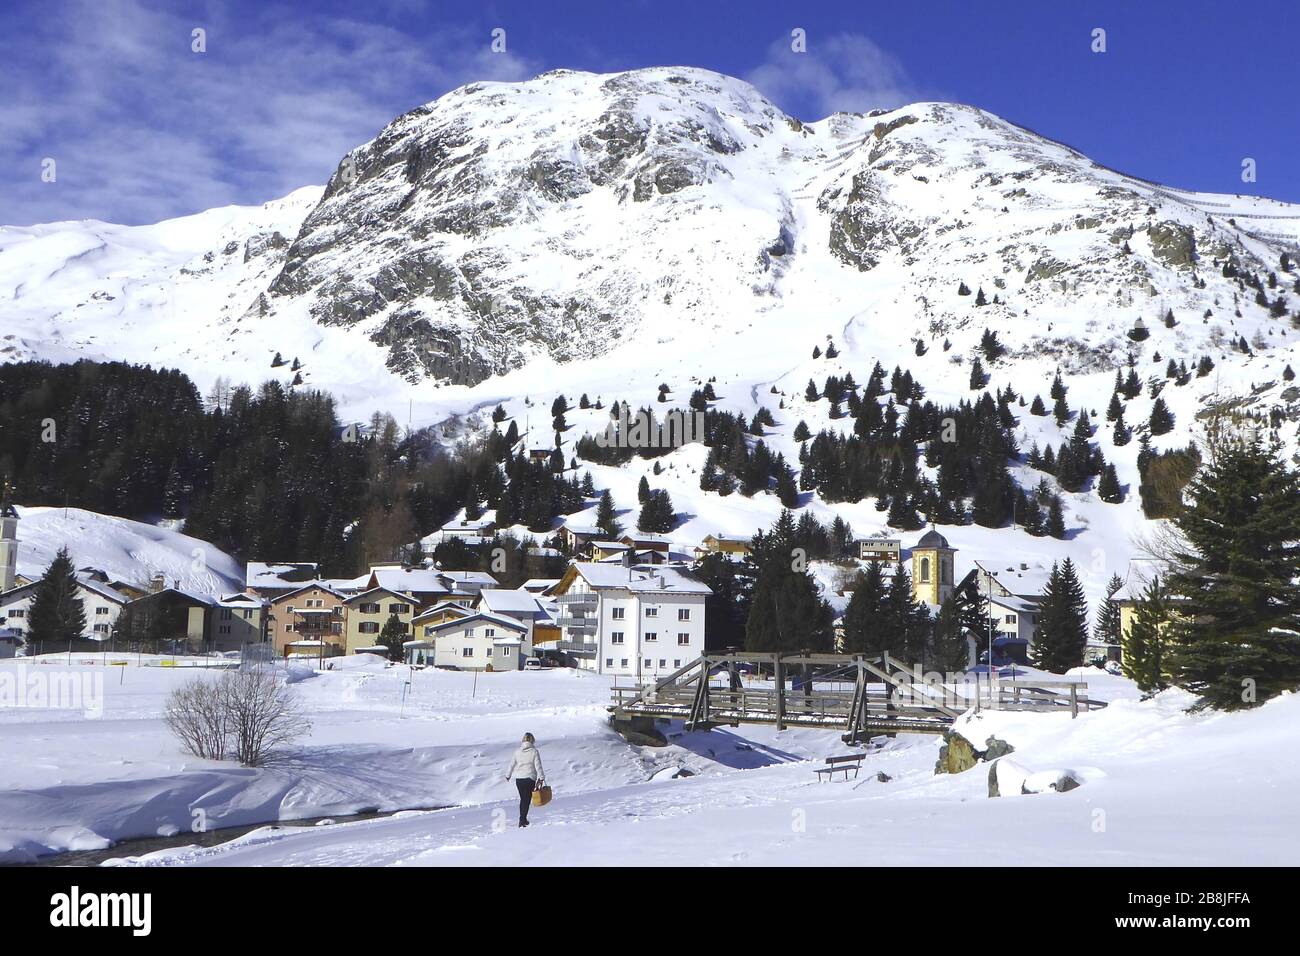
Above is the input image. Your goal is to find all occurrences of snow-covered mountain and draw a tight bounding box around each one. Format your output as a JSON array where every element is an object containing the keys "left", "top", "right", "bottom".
[
  {"left": 4, "top": 66, "right": 1300, "bottom": 600},
  {"left": 11, "top": 507, "right": 243, "bottom": 596}
]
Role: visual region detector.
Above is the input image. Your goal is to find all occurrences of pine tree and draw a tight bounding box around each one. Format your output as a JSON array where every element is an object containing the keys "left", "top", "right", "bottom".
[
  {"left": 1148, "top": 397, "right": 1175, "bottom": 436},
  {"left": 1098, "top": 462, "right": 1123, "bottom": 503},
  {"left": 745, "top": 515, "right": 834, "bottom": 653},
  {"left": 1045, "top": 496, "right": 1066, "bottom": 539},
  {"left": 595, "top": 490, "right": 620, "bottom": 538},
  {"left": 1166, "top": 435, "right": 1300, "bottom": 710},
  {"left": 1094, "top": 573, "right": 1124, "bottom": 645},
  {"left": 1122, "top": 577, "right": 1171, "bottom": 693},
  {"left": 377, "top": 614, "right": 408, "bottom": 662},
  {"left": 841, "top": 562, "right": 886, "bottom": 654},
  {"left": 930, "top": 595, "right": 971, "bottom": 672},
  {"left": 637, "top": 475, "right": 650, "bottom": 504},
  {"left": 1032, "top": 559, "right": 1088, "bottom": 673},
  {"left": 26, "top": 547, "right": 87, "bottom": 651}
]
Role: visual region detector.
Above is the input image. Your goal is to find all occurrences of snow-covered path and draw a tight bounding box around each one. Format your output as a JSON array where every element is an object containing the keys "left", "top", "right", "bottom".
[{"left": 4, "top": 654, "right": 1297, "bottom": 866}]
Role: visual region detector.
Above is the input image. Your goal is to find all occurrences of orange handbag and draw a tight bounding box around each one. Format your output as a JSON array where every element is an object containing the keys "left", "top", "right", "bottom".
[{"left": 531, "top": 784, "right": 553, "bottom": 807}]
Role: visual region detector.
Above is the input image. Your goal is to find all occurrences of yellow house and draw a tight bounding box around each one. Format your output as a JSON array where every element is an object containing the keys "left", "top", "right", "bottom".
[
  {"left": 910, "top": 528, "right": 956, "bottom": 606},
  {"left": 695, "top": 534, "right": 751, "bottom": 559},
  {"left": 343, "top": 587, "right": 421, "bottom": 653}
]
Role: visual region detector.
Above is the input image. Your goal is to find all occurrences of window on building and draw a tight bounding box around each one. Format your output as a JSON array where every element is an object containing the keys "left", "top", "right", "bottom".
[
  {"left": 96, "top": 606, "right": 109, "bottom": 615},
  {"left": 645, "top": 607, "right": 657, "bottom": 618},
  {"left": 389, "top": 603, "right": 410, "bottom": 615},
  {"left": 620, "top": 659, "right": 628, "bottom": 669},
  {"left": 677, "top": 608, "right": 690, "bottom": 621},
  {"left": 658, "top": 659, "right": 666, "bottom": 668},
  {"left": 920, "top": 557, "right": 930, "bottom": 583},
  {"left": 605, "top": 658, "right": 613, "bottom": 668},
  {"left": 677, "top": 633, "right": 689, "bottom": 645},
  {"left": 462, "top": 647, "right": 473, "bottom": 657},
  {"left": 359, "top": 603, "right": 380, "bottom": 614},
  {"left": 644, "top": 632, "right": 657, "bottom": 642},
  {"left": 485, "top": 628, "right": 496, "bottom": 637},
  {"left": 673, "top": 659, "right": 681, "bottom": 668},
  {"left": 359, "top": 622, "right": 379, "bottom": 634},
  {"left": 611, "top": 607, "right": 625, "bottom": 620},
  {"left": 611, "top": 631, "right": 624, "bottom": 644}
]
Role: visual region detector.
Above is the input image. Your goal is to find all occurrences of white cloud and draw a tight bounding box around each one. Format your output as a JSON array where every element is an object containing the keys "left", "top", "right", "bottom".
[
  {"left": 0, "top": 0, "right": 541, "bottom": 225},
  {"left": 745, "top": 32, "right": 923, "bottom": 119}
]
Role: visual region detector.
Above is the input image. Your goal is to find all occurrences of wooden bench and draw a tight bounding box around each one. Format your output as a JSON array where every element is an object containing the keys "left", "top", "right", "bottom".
[{"left": 814, "top": 754, "right": 865, "bottom": 781}]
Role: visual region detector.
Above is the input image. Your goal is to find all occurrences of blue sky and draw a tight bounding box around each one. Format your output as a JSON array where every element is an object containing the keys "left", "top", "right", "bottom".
[{"left": 4, "top": 0, "right": 1298, "bottom": 225}]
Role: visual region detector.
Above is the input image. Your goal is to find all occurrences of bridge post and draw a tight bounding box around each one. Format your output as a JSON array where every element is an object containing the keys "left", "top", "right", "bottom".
[{"left": 774, "top": 654, "right": 785, "bottom": 731}]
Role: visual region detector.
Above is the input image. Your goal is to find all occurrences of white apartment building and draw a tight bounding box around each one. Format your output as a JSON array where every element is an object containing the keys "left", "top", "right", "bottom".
[{"left": 551, "top": 562, "right": 711, "bottom": 679}]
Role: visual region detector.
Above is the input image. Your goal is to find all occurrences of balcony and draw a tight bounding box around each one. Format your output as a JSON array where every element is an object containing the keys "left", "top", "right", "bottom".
[{"left": 556, "top": 638, "right": 597, "bottom": 654}]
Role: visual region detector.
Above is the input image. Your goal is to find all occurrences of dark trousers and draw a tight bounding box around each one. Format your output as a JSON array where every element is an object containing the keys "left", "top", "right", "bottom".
[{"left": 515, "top": 777, "right": 535, "bottom": 825}]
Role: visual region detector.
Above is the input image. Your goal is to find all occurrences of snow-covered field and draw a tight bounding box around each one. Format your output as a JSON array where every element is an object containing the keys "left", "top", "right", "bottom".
[{"left": 1, "top": 653, "right": 1294, "bottom": 866}]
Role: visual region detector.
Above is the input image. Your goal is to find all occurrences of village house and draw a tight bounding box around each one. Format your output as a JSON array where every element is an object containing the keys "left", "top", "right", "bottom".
[
  {"left": 619, "top": 531, "right": 672, "bottom": 554},
  {"left": 558, "top": 519, "right": 601, "bottom": 556},
  {"left": 411, "top": 600, "right": 477, "bottom": 639},
  {"left": 342, "top": 586, "right": 422, "bottom": 653},
  {"left": 694, "top": 533, "right": 751, "bottom": 560},
  {"left": 858, "top": 536, "right": 901, "bottom": 563},
  {"left": 208, "top": 592, "right": 268, "bottom": 651},
  {"left": 268, "top": 583, "right": 347, "bottom": 657},
  {"left": 551, "top": 561, "right": 711, "bottom": 678},
  {"left": 409, "top": 611, "right": 532, "bottom": 671},
  {"left": 0, "top": 573, "right": 130, "bottom": 652}
]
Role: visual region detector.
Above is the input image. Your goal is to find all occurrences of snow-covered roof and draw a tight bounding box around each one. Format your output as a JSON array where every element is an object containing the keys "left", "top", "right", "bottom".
[
  {"left": 438, "top": 570, "right": 499, "bottom": 586},
  {"left": 521, "top": 578, "right": 560, "bottom": 593},
  {"left": 75, "top": 574, "right": 130, "bottom": 604},
  {"left": 368, "top": 567, "right": 453, "bottom": 593},
  {"left": 480, "top": 588, "right": 546, "bottom": 616},
  {"left": 421, "top": 611, "right": 528, "bottom": 634},
  {"left": 568, "top": 562, "right": 712, "bottom": 595},
  {"left": 591, "top": 540, "right": 629, "bottom": 550},
  {"left": 245, "top": 562, "right": 319, "bottom": 589},
  {"left": 439, "top": 513, "right": 497, "bottom": 533},
  {"left": 270, "top": 581, "right": 347, "bottom": 603},
  {"left": 412, "top": 601, "right": 475, "bottom": 622}
]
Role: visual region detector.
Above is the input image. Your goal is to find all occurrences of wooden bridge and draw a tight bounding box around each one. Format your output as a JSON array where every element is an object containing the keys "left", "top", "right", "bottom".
[{"left": 610, "top": 651, "right": 1105, "bottom": 742}]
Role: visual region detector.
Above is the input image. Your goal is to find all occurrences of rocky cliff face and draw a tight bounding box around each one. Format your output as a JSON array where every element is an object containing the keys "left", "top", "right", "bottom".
[{"left": 257, "top": 67, "right": 1297, "bottom": 387}]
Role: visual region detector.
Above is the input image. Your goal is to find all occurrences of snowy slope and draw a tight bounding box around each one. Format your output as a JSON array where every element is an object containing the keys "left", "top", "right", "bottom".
[{"left": 10, "top": 506, "right": 243, "bottom": 595}]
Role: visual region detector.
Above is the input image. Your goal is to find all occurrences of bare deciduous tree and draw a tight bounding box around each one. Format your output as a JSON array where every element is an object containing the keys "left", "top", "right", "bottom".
[
  {"left": 164, "top": 670, "right": 310, "bottom": 767},
  {"left": 163, "top": 677, "right": 228, "bottom": 760}
]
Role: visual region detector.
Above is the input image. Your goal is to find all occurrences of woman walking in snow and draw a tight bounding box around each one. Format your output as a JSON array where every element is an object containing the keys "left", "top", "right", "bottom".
[{"left": 504, "top": 733, "right": 546, "bottom": 828}]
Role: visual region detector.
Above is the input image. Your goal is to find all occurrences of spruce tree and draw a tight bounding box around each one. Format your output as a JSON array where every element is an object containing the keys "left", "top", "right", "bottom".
[
  {"left": 27, "top": 547, "right": 87, "bottom": 651},
  {"left": 1122, "top": 577, "right": 1171, "bottom": 693},
  {"left": 1093, "top": 573, "right": 1124, "bottom": 645},
  {"left": 1032, "top": 559, "right": 1088, "bottom": 673},
  {"left": 377, "top": 614, "right": 408, "bottom": 662},
  {"left": 1166, "top": 435, "right": 1300, "bottom": 710},
  {"left": 1098, "top": 462, "right": 1123, "bottom": 503},
  {"left": 1045, "top": 496, "right": 1067, "bottom": 539},
  {"left": 1148, "top": 397, "right": 1175, "bottom": 436},
  {"left": 841, "top": 562, "right": 886, "bottom": 654},
  {"left": 595, "top": 490, "right": 621, "bottom": 538}
]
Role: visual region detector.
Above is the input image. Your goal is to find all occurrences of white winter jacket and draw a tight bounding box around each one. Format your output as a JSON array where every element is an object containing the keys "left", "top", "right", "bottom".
[{"left": 506, "top": 742, "right": 545, "bottom": 782}]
